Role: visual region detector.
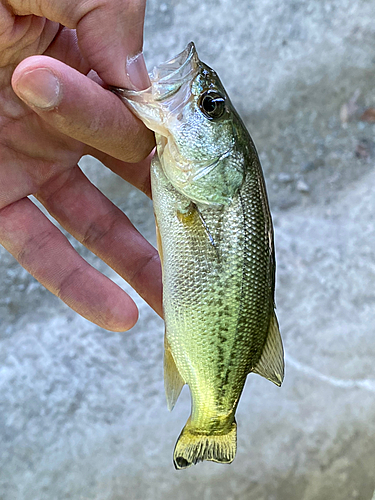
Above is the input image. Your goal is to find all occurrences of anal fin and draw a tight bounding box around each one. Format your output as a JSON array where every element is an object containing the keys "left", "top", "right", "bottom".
[
  {"left": 252, "top": 312, "right": 284, "bottom": 386},
  {"left": 164, "top": 335, "right": 185, "bottom": 411}
]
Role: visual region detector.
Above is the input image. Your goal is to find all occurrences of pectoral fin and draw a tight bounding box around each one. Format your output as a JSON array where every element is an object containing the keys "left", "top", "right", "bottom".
[
  {"left": 196, "top": 207, "right": 217, "bottom": 252},
  {"left": 252, "top": 312, "right": 284, "bottom": 386},
  {"left": 164, "top": 335, "right": 185, "bottom": 411}
]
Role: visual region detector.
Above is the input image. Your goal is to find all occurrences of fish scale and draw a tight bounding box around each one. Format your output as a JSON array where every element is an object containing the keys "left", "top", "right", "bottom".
[
  {"left": 112, "top": 41, "right": 284, "bottom": 469},
  {"left": 152, "top": 150, "right": 269, "bottom": 423}
]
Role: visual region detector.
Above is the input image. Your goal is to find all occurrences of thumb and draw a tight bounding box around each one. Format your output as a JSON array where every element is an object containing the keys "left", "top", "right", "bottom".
[
  {"left": 76, "top": 0, "right": 150, "bottom": 88},
  {"left": 12, "top": 55, "right": 155, "bottom": 164},
  {"left": 8, "top": 0, "right": 150, "bottom": 88}
]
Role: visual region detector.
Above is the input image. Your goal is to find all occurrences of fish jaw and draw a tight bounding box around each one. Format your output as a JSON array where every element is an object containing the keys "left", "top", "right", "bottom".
[
  {"left": 110, "top": 42, "right": 199, "bottom": 135},
  {"left": 150, "top": 42, "right": 199, "bottom": 101}
]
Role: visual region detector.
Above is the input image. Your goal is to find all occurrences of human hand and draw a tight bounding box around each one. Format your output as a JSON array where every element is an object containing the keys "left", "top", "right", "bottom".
[{"left": 0, "top": 0, "right": 162, "bottom": 331}]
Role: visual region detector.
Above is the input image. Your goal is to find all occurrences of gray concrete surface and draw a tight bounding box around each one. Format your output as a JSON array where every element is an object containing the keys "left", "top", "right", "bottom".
[{"left": 1, "top": 0, "right": 375, "bottom": 498}]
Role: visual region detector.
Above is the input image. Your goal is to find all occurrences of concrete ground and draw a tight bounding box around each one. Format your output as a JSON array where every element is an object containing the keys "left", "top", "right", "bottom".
[{"left": 1, "top": 0, "right": 375, "bottom": 498}]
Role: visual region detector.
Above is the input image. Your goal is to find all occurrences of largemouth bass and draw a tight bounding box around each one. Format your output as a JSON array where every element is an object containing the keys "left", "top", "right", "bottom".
[{"left": 112, "top": 42, "right": 284, "bottom": 469}]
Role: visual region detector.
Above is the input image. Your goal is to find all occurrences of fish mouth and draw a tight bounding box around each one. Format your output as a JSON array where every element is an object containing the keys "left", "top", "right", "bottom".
[
  {"left": 150, "top": 42, "right": 199, "bottom": 100},
  {"left": 111, "top": 42, "right": 199, "bottom": 104}
]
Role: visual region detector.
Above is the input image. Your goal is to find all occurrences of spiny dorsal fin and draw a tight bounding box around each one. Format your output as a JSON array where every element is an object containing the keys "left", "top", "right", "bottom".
[
  {"left": 164, "top": 335, "right": 185, "bottom": 411},
  {"left": 252, "top": 312, "right": 284, "bottom": 386}
]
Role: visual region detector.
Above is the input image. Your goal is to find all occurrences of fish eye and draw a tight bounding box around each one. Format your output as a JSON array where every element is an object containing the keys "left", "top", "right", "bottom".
[{"left": 198, "top": 90, "right": 226, "bottom": 120}]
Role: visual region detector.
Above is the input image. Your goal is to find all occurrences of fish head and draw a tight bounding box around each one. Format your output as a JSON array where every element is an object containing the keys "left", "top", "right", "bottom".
[{"left": 112, "top": 43, "right": 247, "bottom": 205}]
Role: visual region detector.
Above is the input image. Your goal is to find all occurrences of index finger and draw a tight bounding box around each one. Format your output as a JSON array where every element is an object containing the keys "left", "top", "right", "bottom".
[{"left": 6, "top": 0, "right": 149, "bottom": 87}]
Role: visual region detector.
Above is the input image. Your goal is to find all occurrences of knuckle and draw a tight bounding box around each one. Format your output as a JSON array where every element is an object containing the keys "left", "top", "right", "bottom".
[
  {"left": 128, "top": 250, "right": 159, "bottom": 289},
  {"left": 0, "top": 15, "right": 49, "bottom": 67},
  {"left": 15, "top": 226, "right": 56, "bottom": 271},
  {"left": 80, "top": 213, "right": 117, "bottom": 248},
  {"left": 55, "top": 265, "right": 83, "bottom": 300}
]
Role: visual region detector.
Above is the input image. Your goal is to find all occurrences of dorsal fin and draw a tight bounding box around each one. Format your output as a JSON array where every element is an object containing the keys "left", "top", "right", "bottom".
[
  {"left": 252, "top": 312, "right": 284, "bottom": 386},
  {"left": 164, "top": 335, "right": 185, "bottom": 411}
]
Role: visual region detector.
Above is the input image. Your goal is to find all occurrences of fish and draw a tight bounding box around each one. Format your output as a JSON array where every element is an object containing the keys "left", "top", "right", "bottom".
[{"left": 111, "top": 42, "right": 284, "bottom": 469}]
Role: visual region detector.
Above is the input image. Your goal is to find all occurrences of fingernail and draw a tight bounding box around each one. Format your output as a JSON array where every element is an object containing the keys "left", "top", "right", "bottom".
[
  {"left": 15, "top": 68, "right": 61, "bottom": 109},
  {"left": 126, "top": 53, "right": 150, "bottom": 90}
]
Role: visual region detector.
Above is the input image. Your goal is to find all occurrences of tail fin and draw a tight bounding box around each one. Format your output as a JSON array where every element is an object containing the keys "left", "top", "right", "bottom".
[{"left": 173, "top": 418, "right": 237, "bottom": 469}]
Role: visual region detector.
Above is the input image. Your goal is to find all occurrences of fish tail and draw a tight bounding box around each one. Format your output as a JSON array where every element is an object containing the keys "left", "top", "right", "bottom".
[{"left": 173, "top": 418, "right": 237, "bottom": 469}]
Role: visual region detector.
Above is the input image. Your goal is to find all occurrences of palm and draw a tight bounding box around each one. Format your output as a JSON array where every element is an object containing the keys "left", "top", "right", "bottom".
[{"left": 0, "top": 7, "right": 162, "bottom": 331}]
